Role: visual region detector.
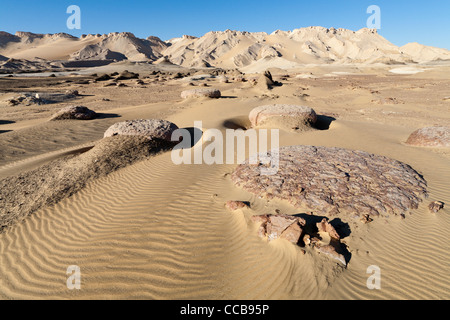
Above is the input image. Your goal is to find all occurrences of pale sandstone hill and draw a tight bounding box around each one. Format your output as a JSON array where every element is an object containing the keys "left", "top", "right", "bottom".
[
  {"left": 164, "top": 27, "right": 428, "bottom": 70},
  {"left": 0, "top": 27, "right": 449, "bottom": 69},
  {"left": 400, "top": 42, "right": 450, "bottom": 63},
  {"left": 70, "top": 32, "right": 167, "bottom": 61}
]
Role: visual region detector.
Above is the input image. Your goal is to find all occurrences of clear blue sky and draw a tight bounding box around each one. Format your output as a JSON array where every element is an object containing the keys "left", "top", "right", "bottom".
[{"left": 0, "top": 0, "right": 449, "bottom": 49}]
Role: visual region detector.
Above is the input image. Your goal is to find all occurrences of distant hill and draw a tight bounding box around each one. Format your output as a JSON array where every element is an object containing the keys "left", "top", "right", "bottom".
[{"left": 1, "top": 28, "right": 450, "bottom": 71}]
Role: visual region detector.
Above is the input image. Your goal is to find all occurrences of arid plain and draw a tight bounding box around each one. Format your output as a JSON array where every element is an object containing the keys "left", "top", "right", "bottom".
[{"left": 0, "top": 28, "right": 449, "bottom": 299}]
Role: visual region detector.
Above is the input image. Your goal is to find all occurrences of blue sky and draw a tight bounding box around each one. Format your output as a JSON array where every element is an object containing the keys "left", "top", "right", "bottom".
[{"left": 0, "top": 0, "right": 449, "bottom": 49}]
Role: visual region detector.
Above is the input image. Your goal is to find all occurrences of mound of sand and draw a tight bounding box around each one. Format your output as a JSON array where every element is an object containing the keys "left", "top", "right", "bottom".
[
  {"left": 248, "top": 104, "right": 317, "bottom": 131},
  {"left": 406, "top": 126, "right": 450, "bottom": 148},
  {"left": 180, "top": 88, "right": 221, "bottom": 99},
  {"left": 50, "top": 106, "right": 97, "bottom": 121},
  {"left": 231, "top": 145, "right": 428, "bottom": 218},
  {"left": 104, "top": 119, "right": 179, "bottom": 141},
  {"left": 0, "top": 135, "right": 176, "bottom": 232},
  {"left": 400, "top": 42, "right": 450, "bottom": 63}
]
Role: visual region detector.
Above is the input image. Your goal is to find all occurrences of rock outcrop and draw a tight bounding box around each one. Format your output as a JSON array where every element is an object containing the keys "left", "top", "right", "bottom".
[
  {"left": 406, "top": 126, "right": 450, "bottom": 148},
  {"left": 104, "top": 119, "right": 179, "bottom": 142},
  {"left": 50, "top": 105, "right": 97, "bottom": 121},
  {"left": 232, "top": 146, "right": 428, "bottom": 219},
  {"left": 248, "top": 104, "right": 317, "bottom": 130},
  {"left": 180, "top": 88, "right": 221, "bottom": 99},
  {"left": 251, "top": 214, "right": 348, "bottom": 266}
]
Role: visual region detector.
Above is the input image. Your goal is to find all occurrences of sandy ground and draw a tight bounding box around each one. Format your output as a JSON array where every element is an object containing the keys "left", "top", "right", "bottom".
[{"left": 0, "top": 63, "right": 449, "bottom": 299}]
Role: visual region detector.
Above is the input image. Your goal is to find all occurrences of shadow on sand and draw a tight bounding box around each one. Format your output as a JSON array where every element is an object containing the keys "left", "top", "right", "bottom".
[{"left": 294, "top": 213, "right": 352, "bottom": 265}]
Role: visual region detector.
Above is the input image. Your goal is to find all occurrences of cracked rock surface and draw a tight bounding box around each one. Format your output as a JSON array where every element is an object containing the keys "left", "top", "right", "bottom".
[
  {"left": 232, "top": 145, "right": 428, "bottom": 218},
  {"left": 406, "top": 126, "right": 450, "bottom": 148}
]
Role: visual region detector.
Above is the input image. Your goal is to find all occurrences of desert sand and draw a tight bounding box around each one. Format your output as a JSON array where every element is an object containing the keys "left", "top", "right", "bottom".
[{"left": 0, "top": 28, "right": 449, "bottom": 300}]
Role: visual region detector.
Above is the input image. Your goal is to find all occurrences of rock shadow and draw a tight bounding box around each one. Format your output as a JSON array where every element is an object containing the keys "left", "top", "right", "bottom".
[
  {"left": 173, "top": 127, "right": 204, "bottom": 149},
  {"left": 222, "top": 116, "right": 252, "bottom": 130},
  {"left": 95, "top": 113, "right": 121, "bottom": 119},
  {"left": 0, "top": 120, "right": 15, "bottom": 125},
  {"left": 314, "top": 115, "right": 336, "bottom": 131}
]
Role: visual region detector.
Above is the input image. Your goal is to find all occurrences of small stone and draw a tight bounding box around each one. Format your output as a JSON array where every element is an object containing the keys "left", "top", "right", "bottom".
[
  {"left": 316, "top": 218, "right": 340, "bottom": 240},
  {"left": 360, "top": 214, "right": 373, "bottom": 224},
  {"left": 251, "top": 214, "right": 305, "bottom": 244},
  {"left": 248, "top": 104, "right": 317, "bottom": 130},
  {"left": 429, "top": 201, "right": 444, "bottom": 213}
]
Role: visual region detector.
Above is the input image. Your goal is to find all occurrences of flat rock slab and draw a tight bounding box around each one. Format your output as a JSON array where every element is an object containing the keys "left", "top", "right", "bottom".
[
  {"left": 248, "top": 104, "right": 317, "bottom": 130},
  {"left": 104, "top": 119, "right": 179, "bottom": 142},
  {"left": 406, "top": 126, "right": 450, "bottom": 148},
  {"left": 50, "top": 105, "right": 97, "bottom": 121},
  {"left": 180, "top": 88, "right": 221, "bottom": 99},
  {"left": 251, "top": 214, "right": 305, "bottom": 243},
  {"left": 232, "top": 146, "right": 428, "bottom": 218}
]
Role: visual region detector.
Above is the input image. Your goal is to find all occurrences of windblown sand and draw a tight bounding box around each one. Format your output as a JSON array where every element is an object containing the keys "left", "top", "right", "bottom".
[{"left": 0, "top": 64, "right": 449, "bottom": 299}]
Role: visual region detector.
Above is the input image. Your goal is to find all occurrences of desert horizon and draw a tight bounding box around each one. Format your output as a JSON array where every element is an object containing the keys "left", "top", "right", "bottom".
[{"left": 0, "top": 0, "right": 449, "bottom": 306}]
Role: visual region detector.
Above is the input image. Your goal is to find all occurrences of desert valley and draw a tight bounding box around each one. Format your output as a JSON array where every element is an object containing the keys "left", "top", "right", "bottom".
[{"left": 0, "top": 26, "right": 449, "bottom": 300}]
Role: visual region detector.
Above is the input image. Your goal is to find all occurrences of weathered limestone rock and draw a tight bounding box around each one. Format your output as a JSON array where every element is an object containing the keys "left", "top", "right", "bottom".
[
  {"left": 104, "top": 119, "right": 179, "bottom": 142},
  {"left": 232, "top": 146, "right": 428, "bottom": 218},
  {"left": 180, "top": 88, "right": 221, "bottom": 99},
  {"left": 406, "top": 126, "right": 450, "bottom": 148},
  {"left": 428, "top": 201, "right": 444, "bottom": 213},
  {"left": 251, "top": 214, "right": 305, "bottom": 244}
]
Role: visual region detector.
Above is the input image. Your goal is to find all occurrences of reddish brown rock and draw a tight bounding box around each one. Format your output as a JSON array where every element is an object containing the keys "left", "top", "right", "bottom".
[
  {"left": 251, "top": 214, "right": 305, "bottom": 244},
  {"left": 232, "top": 145, "right": 428, "bottom": 219},
  {"left": 428, "top": 201, "right": 444, "bottom": 213},
  {"left": 406, "top": 126, "right": 450, "bottom": 148},
  {"left": 314, "top": 243, "right": 346, "bottom": 266}
]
